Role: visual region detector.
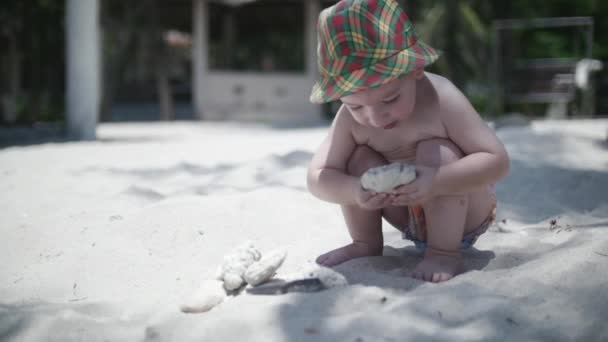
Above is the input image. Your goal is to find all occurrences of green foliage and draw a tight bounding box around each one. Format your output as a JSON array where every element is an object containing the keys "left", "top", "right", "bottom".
[
  {"left": 209, "top": 1, "right": 305, "bottom": 72},
  {"left": 524, "top": 31, "right": 575, "bottom": 59},
  {"left": 0, "top": 0, "right": 66, "bottom": 124},
  {"left": 402, "top": 0, "right": 608, "bottom": 116}
]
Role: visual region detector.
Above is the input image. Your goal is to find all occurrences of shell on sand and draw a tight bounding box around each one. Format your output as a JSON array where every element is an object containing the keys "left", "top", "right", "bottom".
[
  {"left": 360, "top": 162, "right": 416, "bottom": 193},
  {"left": 216, "top": 241, "right": 261, "bottom": 291},
  {"left": 244, "top": 249, "right": 287, "bottom": 286},
  {"left": 309, "top": 266, "right": 348, "bottom": 288},
  {"left": 283, "top": 265, "right": 348, "bottom": 289},
  {"left": 180, "top": 279, "right": 226, "bottom": 313}
]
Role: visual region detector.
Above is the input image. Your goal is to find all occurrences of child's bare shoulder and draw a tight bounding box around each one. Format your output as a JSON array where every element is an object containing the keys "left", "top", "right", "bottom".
[
  {"left": 333, "top": 103, "right": 353, "bottom": 124},
  {"left": 422, "top": 73, "right": 499, "bottom": 152},
  {"left": 425, "top": 72, "right": 473, "bottom": 114},
  {"left": 331, "top": 104, "right": 367, "bottom": 142}
]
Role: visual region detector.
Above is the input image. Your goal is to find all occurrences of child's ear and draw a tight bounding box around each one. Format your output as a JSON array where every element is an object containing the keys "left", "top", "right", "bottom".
[{"left": 413, "top": 68, "right": 424, "bottom": 80}]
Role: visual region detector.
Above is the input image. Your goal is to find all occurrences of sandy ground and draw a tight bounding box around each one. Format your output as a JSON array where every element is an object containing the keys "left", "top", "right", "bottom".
[{"left": 1, "top": 119, "right": 607, "bottom": 341}]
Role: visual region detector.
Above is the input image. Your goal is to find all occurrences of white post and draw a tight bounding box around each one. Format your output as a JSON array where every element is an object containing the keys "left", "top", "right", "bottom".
[
  {"left": 192, "top": 0, "right": 209, "bottom": 120},
  {"left": 66, "top": 0, "right": 100, "bottom": 140}
]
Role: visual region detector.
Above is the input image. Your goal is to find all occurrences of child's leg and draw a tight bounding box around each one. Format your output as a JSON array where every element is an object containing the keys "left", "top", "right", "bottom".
[
  {"left": 316, "top": 145, "right": 390, "bottom": 266},
  {"left": 410, "top": 138, "right": 494, "bottom": 282}
]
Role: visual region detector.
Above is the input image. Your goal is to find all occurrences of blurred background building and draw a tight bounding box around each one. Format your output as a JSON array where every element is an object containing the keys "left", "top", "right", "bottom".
[{"left": 1, "top": 0, "right": 607, "bottom": 131}]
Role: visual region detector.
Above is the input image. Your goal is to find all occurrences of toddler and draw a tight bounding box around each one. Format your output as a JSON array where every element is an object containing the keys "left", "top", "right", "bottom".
[{"left": 307, "top": 0, "right": 510, "bottom": 283}]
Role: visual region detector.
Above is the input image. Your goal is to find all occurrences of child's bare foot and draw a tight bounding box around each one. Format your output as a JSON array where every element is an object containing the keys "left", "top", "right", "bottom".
[
  {"left": 316, "top": 242, "right": 382, "bottom": 267},
  {"left": 409, "top": 247, "right": 464, "bottom": 283}
]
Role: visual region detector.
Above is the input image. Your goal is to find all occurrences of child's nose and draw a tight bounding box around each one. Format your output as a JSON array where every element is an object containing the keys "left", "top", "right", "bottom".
[{"left": 366, "top": 105, "right": 387, "bottom": 118}]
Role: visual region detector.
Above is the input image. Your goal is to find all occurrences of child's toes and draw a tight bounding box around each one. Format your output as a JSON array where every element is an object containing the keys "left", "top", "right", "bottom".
[
  {"left": 439, "top": 273, "right": 453, "bottom": 282},
  {"left": 431, "top": 272, "right": 453, "bottom": 283},
  {"left": 321, "top": 256, "right": 335, "bottom": 266},
  {"left": 316, "top": 252, "right": 341, "bottom": 267}
]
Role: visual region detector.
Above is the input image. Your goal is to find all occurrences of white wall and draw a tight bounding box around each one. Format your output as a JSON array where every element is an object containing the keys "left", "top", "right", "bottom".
[
  {"left": 199, "top": 72, "right": 321, "bottom": 123},
  {"left": 192, "top": 0, "right": 323, "bottom": 124}
]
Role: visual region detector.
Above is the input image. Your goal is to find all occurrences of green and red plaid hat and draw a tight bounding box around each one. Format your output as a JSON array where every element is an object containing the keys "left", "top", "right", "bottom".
[{"left": 309, "top": 0, "right": 440, "bottom": 104}]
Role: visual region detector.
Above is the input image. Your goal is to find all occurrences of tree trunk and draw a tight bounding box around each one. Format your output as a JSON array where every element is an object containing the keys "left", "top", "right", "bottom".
[
  {"left": 99, "top": 29, "right": 136, "bottom": 122},
  {"left": 99, "top": 2, "right": 146, "bottom": 122},
  {"left": 444, "top": 0, "right": 460, "bottom": 87},
  {"left": 149, "top": 0, "right": 175, "bottom": 121},
  {"left": 2, "top": 33, "right": 21, "bottom": 124},
  {"left": 157, "top": 66, "right": 175, "bottom": 121}
]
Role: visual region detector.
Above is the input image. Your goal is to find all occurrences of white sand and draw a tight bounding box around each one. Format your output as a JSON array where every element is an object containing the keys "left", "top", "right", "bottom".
[{"left": 1, "top": 119, "right": 607, "bottom": 341}]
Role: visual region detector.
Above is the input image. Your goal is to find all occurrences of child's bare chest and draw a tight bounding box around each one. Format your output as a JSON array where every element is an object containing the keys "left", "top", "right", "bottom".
[{"left": 355, "top": 113, "right": 447, "bottom": 162}]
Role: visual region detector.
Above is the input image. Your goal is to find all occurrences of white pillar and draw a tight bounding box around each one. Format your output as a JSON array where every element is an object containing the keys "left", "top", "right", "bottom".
[
  {"left": 192, "top": 0, "right": 209, "bottom": 120},
  {"left": 66, "top": 0, "right": 100, "bottom": 140}
]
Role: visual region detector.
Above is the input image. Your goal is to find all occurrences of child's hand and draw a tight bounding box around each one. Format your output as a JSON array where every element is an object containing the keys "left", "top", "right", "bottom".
[
  {"left": 355, "top": 185, "right": 394, "bottom": 210},
  {"left": 390, "top": 165, "right": 438, "bottom": 206}
]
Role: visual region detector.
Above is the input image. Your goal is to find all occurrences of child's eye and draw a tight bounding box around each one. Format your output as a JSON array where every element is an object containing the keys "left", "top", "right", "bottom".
[
  {"left": 349, "top": 105, "right": 362, "bottom": 111},
  {"left": 383, "top": 95, "right": 400, "bottom": 104}
]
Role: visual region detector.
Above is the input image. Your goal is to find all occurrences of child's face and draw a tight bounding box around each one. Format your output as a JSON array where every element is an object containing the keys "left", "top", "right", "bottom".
[{"left": 340, "top": 69, "right": 423, "bottom": 130}]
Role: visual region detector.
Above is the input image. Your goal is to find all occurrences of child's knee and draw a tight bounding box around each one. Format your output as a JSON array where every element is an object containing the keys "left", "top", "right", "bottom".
[
  {"left": 347, "top": 145, "right": 387, "bottom": 177},
  {"left": 416, "top": 139, "right": 470, "bottom": 211},
  {"left": 423, "top": 193, "right": 468, "bottom": 212},
  {"left": 415, "top": 138, "right": 463, "bottom": 167}
]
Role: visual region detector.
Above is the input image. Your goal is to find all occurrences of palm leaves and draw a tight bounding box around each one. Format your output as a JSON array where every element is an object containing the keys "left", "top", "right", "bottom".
[{"left": 413, "top": 1, "right": 490, "bottom": 88}]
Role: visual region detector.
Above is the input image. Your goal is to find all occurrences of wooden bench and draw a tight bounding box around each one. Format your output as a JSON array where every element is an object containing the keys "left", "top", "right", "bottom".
[
  {"left": 505, "top": 59, "right": 576, "bottom": 104},
  {"left": 492, "top": 17, "right": 595, "bottom": 117}
]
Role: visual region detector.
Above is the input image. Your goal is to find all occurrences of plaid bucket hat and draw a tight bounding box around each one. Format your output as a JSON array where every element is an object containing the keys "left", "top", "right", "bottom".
[{"left": 309, "top": 0, "right": 440, "bottom": 104}]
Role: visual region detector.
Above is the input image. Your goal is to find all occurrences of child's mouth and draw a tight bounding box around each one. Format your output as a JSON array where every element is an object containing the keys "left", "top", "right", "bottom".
[{"left": 383, "top": 121, "right": 398, "bottom": 130}]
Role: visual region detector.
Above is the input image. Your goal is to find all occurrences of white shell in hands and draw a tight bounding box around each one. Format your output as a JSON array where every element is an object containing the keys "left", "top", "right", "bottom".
[{"left": 360, "top": 162, "right": 416, "bottom": 193}]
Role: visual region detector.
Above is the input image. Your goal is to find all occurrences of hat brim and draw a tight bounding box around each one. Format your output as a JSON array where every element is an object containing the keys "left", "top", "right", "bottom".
[{"left": 309, "top": 39, "right": 441, "bottom": 104}]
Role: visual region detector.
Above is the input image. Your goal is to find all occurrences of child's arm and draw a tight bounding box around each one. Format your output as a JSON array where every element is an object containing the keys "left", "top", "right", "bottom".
[
  {"left": 307, "top": 106, "right": 361, "bottom": 205},
  {"left": 431, "top": 81, "right": 510, "bottom": 195}
]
